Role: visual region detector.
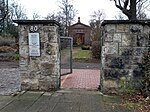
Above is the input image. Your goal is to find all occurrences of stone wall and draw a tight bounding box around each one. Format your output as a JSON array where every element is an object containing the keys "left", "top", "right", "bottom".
[
  {"left": 101, "top": 20, "right": 150, "bottom": 92},
  {"left": 14, "top": 20, "right": 60, "bottom": 91}
]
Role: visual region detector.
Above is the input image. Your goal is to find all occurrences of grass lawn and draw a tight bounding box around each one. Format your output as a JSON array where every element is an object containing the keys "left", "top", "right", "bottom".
[
  {"left": 73, "top": 47, "right": 92, "bottom": 59},
  {"left": 61, "top": 47, "right": 100, "bottom": 63},
  {"left": 61, "top": 48, "right": 70, "bottom": 57}
]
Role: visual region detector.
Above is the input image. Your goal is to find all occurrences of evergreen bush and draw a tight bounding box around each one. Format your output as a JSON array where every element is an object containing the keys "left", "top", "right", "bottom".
[{"left": 91, "top": 41, "right": 101, "bottom": 59}]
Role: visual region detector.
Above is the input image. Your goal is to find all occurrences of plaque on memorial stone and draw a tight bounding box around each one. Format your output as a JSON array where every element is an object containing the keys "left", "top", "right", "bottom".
[{"left": 28, "top": 33, "right": 40, "bottom": 56}]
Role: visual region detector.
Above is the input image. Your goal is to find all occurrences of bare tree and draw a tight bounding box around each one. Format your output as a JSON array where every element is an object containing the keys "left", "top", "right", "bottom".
[
  {"left": 0, "top": 0, "right": 8, "bottom": 22},
  {"left": 45, "top": 12, "right": 59, "bottom": 20},
  {"left": 0, "top": 0, "right": 9, "bottom": 33},
  {"left": 136, "top": 0, "right": 148, "bottom": 20},
  {"left": 90, "top": 10, "right": 105, "bottom": 23},
  {"left": 45, "top": 13, "right": 54, "bottom": 20},
  {"left": 45, "top": 12, "right": 63, "bottom": 24},
  {"left": 57, "top": 0, "right": 77, "bottom": 36},
  {"left": 32, "top": 12, "right": 41, "bottom": 20},
  {"left": 9, "top": 0, "right": 27, "bottom": 20},
  {"left": 115, "top": 11, "right": 127, "bottom": 20},
  {"left": 111, "top": 0, "right": 150, "bottom": 20},
  {"left": 90, "top": 10, "right": 105, "bottom": 41},
  {"left": 0, "top": 13, "right": 7, "bottom": 21}
]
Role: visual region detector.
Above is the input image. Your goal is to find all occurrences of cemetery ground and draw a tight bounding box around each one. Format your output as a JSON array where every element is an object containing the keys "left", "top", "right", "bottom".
[{"left": 73, "top": 47, "right": 92, "bottom": 59}]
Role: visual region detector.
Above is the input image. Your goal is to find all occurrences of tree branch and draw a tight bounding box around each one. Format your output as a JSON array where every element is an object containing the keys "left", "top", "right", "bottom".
[
  {"left": 113, "top": 0, "right": 130, "bottom": 17},
  {"left": 118, "top": 0, "right": 122, "bottom": 8},
  {"left": 124, "top": 0, "right": 129, "bottom": 9},
  {"left": 113, "top": 0, "right": 123, "bottom": 10},
  {"left": 0, "top": 13, "right": 7, "bottom": 22},
  {"left": 136, "top": 0, "right": 147, "bottom": 4}
]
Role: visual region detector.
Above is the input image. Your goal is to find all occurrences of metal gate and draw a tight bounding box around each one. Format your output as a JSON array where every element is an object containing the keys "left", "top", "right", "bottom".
[{"left": 60, "top": 37, "right": 73, "bottom": 76}]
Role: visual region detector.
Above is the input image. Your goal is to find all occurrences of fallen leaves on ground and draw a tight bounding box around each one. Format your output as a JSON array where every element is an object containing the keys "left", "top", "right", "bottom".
[{"left": 123, "top": 94, "right": 150, "bottom": 112}]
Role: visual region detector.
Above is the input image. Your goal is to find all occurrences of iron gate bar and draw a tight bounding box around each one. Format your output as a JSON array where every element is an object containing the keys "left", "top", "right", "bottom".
[{"left": 60, "top": 36, "right": 73, "bottom": 76}]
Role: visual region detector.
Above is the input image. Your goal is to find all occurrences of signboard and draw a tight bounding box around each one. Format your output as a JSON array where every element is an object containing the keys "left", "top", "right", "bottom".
[{"left": 28, "top": 33, "right": 40, "bottom": 56}]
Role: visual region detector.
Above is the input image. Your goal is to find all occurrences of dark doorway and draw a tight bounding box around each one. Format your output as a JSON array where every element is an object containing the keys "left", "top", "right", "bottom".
[{"left": 75, "top": 33, "right": 85, "bottom": 45}]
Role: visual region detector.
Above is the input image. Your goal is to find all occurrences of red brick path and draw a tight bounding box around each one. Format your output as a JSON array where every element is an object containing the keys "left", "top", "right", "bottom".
[{"left": 61, "top": 69, "right": 100, "bottom": 89}]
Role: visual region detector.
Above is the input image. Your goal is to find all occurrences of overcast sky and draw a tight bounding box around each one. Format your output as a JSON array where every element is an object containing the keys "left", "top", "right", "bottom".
[{"left": 18, "top": 0, "right": 120, "bottom": 25}]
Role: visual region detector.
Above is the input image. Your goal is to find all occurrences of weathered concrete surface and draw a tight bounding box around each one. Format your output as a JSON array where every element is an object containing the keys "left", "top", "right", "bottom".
[{"left": 0, "top": 90, "right": 133, "bottom": 112}]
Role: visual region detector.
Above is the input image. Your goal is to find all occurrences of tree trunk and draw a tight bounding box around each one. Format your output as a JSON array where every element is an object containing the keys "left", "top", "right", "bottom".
[{"left": 129, "top": 0, "right": 137, "bottom": 20}]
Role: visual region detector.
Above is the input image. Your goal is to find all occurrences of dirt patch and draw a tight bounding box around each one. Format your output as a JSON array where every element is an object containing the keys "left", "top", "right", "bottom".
[
  {"left": 0, "top": 45, "right": 18, "bottom": 61},
  {"left": 0, "top": 46, "right": 17, "bottom": 53}
]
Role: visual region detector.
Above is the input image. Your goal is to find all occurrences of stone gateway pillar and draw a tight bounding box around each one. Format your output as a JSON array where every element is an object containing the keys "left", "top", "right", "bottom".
[
  {"left": 101, "top": 20, "right": 150, "bottom": 93},
  {"left": 14, "top": 20, "right": 60, "bottom": 91}
]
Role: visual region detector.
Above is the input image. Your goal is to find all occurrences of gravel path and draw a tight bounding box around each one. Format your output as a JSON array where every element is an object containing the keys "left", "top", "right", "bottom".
[
  {"left": 0, "top": 61, "right": 19, "bottom": 69},
  {"left": 61, "top": 62, "right": 100, "bottom": 70},
  {"left": 73, "top": 62, "right": 100, "bottom": 69},
  {"left": 0, "top": 61, "right": 20, "bottom": 95},
  {"left": 0, "top": 68, "right": 21, "bottom": 95}
]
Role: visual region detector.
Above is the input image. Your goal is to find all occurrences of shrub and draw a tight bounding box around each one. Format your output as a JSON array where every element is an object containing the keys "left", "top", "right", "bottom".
[
  {"left": 141, "top": 47, "right": 150, "bottom": 97},
  {"left": 118, "top": 77, "right": 137, "bottom": 95},
  {"left": 15, "top": 53, "right": 20, "bottom": 60},
  {"left": 0, "top": 35, "right": 16, "bottom": 46},
  {"left": 81, "top": 45, "right": 90, "bottom": 50},
  {"left": 91, "top": 41, "right": 101, "bottom": 59},
  {"left": 60, "top": 39, "right": 68, "bottom": 50}
]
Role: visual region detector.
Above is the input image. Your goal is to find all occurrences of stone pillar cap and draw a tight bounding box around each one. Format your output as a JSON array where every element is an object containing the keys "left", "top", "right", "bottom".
[{"left": 13, "top": 20, "right": 60, "bottom": 26}]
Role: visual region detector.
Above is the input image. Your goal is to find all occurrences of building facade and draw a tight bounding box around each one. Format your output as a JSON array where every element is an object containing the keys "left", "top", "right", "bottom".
[{"left": 68, "top": 17, "right": 91, "bottom": 46}]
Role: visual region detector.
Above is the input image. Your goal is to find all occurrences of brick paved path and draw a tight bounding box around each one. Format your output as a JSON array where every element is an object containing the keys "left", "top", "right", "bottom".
[{"left": 61, "top": 69, "right": 100, "bottom": 89}]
